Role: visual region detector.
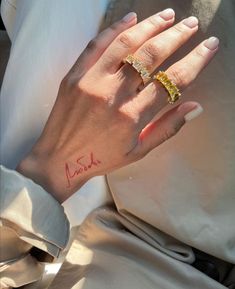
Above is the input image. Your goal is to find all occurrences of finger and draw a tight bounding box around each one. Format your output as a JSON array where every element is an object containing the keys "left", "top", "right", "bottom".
[
  {"left": 69, "top": 12, "right": 137, "bottom": 77},
  {"left": 120, "top": 16, "right": 199, "bottom": 89},
  {"left": 133, "top": 36, "right": 219, "bottom": 128},
  {"left": 166, "top": 36, "right": 219, "bottom": 89},
  {"left": 99, "top": 9, "right": 175, "bottom": 73},
  {"left": 130, "top": 102, "right": 203, "bottom": 157}
]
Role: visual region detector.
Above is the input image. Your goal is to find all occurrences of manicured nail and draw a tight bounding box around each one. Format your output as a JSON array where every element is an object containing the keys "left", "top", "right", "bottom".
[
  {"left": 184, "top": 104, "right": 203, "bottom": 122},
  {"left": 204, "top": 37, "right": 219, "bottom": 50},
  {"left": 158, "top": 8, "right": 175, "bottom": 21},
  {"left": 122, "top": 12, "right": 137, "bottom": 23},
  {"left": 183, "top": 16, "right": 198, "bottom": 28}
]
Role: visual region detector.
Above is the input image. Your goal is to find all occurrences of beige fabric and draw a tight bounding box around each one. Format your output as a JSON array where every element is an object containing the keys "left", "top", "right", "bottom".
[
  {"left": 0, "top": 255, "right": 44, "bottom": 289},
  {"left": 0, "top": 166, "right": 69, "bottom": 288},
  {"left": 50, "top": 207, "right": 230, "bottom": 289},
  {"left": 107, "top": 0, "right": 235, "bottom": 264},
  {"left": 0, "top": 0, "right": 235, "bottom": 288}
]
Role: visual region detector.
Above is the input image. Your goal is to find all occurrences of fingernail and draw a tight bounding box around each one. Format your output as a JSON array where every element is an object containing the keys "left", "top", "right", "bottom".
[
  {"left": 183, "top": 16, "right": 198, "bottom": 28},
  {"left": 158, "top": 8, "right": 175, "bottom": 21},
  {"left": 204, "top": 36, "right": 219, "bottom": 50},
  {"left": 184, "top": 104, "right": 203, "bottom": 122},
  {"left": 122, "top": 12, "right": 137, "bottom": 23}
]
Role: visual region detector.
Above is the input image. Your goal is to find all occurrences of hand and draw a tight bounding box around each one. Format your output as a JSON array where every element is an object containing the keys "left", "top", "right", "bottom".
[{"left": 17, "top": 9, "right": 219, "bottom": 203}]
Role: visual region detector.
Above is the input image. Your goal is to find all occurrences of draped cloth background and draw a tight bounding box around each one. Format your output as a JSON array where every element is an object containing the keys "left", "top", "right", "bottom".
[
  {"left": 105, "top": 0, "right": 235, "bottom": 264},
  {"left": 0, "top": 0, "right": 234, "bottom": 288}
]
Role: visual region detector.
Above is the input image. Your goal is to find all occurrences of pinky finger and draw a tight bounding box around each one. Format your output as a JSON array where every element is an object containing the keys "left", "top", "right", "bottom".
[
  {"left": 131, "top": 101, "right": 203, "bottom": 157},
  {"left": 70, "top": 12, "right": 137, "bottom": 76}
]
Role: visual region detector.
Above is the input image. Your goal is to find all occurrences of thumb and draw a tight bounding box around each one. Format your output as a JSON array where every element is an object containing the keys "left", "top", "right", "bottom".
[{"left": 133, "top": 102, "right": 203, "bottom": 157}]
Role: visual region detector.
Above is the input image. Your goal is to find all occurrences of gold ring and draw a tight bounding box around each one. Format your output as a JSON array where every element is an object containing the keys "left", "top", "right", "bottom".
[
  {"left": 154, "top": 71, "right": 181, "bottom": 104},
  {"left": 124, "top": 54, "right": 151, "bottom": 84}
]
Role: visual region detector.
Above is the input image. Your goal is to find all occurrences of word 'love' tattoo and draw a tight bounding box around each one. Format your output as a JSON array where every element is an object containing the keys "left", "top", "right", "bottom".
[{"left": 65, "top": 152, "right": 101, "bottom": 187}]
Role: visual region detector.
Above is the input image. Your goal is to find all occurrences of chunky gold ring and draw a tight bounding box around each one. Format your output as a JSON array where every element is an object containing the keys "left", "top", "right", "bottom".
[
  {"left": 154, "top": 71, "right": 181, "bottom": 104},
  {"left": 124, "top": 54, "right": 151, "bottom": 84}
]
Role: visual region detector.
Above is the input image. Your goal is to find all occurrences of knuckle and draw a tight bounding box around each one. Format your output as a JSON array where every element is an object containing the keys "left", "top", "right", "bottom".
[
  {"left": 148, "top": 16, "right": 161, "bottom": 28},
  {"left": 75, "top": 77, "right": 88, "bottom": 94},
  {"left": 60, "top": 75, "right": 69, "bottom": 87},
  {"left": 168, "top": 66, "right": 188, "bottom": 88},
  {"left": 86, "top": 38, "right": 99, "bottom": 50},
  {"left": 60, "top": 75, "right": 74, "bottom": 91},
  {"left": 195, "top": 46, "right": 207, "bottom": 58},
  {"left": 118, "top": 32, "right": 135, "bottom": 49},
  {"left": 162, "top": 121, "right": 183, "bottom": 142},
  {"left": 142, "top": 42, "right": 161, "bottom": 62},
  {"left": 75, "top": 77, "right": 114, "bottom": 105},
  {"left": 129, "top": 149, "right": 146, "bottom": 162},
  {"left": 109, "top": 22, "right": 119, "bottom": 32},
  {"left": 172, "top": 24, "right": 186, "bottom": 35},
  {"left": 162, "top": 126, "right": 178, "bottom": 141}
]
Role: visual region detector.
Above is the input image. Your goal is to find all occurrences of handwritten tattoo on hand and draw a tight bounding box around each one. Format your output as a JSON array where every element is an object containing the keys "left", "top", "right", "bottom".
[{"left": 65, "top": 152, "right": 101, "bottom": 188}]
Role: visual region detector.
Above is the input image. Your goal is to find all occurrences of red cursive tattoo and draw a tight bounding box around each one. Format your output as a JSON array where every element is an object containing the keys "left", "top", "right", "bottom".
[{"left": 65, "top": 152, "right": 101, "bottom": 188}]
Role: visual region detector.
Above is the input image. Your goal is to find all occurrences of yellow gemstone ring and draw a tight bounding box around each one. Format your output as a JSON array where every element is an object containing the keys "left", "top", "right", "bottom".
[
  {"left": 124, "top": 54, "right": 151, "bottom": 84},
  {"left": 154, "top": 71, "right": 181, "bottom": 104}
]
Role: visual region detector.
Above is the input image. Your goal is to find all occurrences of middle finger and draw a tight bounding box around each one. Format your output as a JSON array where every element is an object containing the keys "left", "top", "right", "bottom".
[{"left": 119, "top": 16, "right": 199, "bottom": 91}]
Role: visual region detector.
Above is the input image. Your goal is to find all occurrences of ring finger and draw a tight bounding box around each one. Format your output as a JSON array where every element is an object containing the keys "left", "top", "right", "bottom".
[
  {"left": 119, "top": 16, "right": 199, "bottom": 91},
  {"left": 125, "top": 36, "right": 219, "bottom": 129}
]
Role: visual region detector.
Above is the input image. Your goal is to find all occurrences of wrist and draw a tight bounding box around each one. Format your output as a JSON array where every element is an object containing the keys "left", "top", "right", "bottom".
[{"left": 16, "top": 151, "right": 88, "bottom": 203}]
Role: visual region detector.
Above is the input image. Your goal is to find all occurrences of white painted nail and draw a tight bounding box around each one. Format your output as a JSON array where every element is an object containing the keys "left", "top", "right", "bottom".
[
  {"left": 184, "top": 104, "right": 203, "bottom": 122},
  {"left": 122, "top": 12, "right": 137, "bottom": 23},
  {"left": 158, "top": 8, "right": 175, "bottom": 21},
  {"left": 204, "top": 37, "right": 219, "bottom": 50},
  {"left": 183, "top": 16, "right": 198, "bottom": 28}
]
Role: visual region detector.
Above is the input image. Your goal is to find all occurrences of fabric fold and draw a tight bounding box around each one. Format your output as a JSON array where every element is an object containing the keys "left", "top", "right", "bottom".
[{"left": 0, "top": 165, "right": 70, "bottom": 258}]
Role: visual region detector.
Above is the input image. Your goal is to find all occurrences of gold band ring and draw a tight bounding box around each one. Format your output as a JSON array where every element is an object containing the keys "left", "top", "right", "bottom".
[
  {"left": 124, "top": 54, "right": 151, "bottom": 84},
  {"left": 154, "top": 71, "right": 181, "bottom": 104}
]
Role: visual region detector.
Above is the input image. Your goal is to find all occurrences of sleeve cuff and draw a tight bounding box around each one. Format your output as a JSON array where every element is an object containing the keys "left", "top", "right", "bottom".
[{"left": 0, "top": 165, "right": 70, "bottom": 258}]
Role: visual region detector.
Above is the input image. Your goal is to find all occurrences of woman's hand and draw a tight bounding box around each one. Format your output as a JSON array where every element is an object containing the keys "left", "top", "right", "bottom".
[{"left": 17, "top": 9, "right": 219, "bottom": 202}]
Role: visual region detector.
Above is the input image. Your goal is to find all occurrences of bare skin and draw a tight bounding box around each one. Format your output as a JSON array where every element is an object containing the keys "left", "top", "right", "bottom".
[{"left": 17, "top": 9, "right": 219, "bottom": 203}]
